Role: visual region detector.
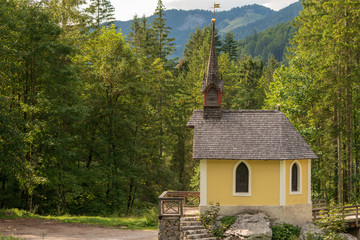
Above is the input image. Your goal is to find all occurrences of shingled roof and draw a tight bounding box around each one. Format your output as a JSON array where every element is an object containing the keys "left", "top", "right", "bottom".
[{"left": 187, "top": 109, "right": 318, "bottom": 160}]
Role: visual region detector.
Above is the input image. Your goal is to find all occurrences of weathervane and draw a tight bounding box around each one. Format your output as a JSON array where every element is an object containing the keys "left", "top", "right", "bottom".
[{"left": 211, "top": 1, "right": 220, "bottom": 19}]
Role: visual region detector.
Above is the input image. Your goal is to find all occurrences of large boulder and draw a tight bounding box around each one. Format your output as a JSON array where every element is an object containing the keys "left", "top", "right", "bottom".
[
  {"left": 224, "top": 213, "right": 272, "bottom": 240},
  {"left": 299, "top": 223, "right": 324, "bottom": 240},
  {"left": 299, "top": 223, "right": 357, "bottom": 240},
  {"left": 339, "top": 233, "right": 358, "bottom": 240}
]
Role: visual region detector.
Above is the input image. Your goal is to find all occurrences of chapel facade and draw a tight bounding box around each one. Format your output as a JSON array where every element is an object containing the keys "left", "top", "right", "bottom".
[{"left": 187, "top": 17, "right": 318, "bottom": 226}]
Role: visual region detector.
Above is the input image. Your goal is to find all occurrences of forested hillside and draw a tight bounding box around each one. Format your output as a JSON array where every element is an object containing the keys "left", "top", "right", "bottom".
[
  {"left": 1, "top": 0, "right": 360, "bottom": 218},
  {"left": 114, "top": 2, "right": 301, "bottom": 58},
  {"left": 232, "top": 1, "right": 302, "bottom": 40},
  {"left": 239, "top": 22, "right": 296, "bottom": 62}
]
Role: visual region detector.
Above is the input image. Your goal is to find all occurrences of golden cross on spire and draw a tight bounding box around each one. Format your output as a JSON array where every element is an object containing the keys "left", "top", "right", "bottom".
[{"left": 212, "top": 1, "right": 220, "bottom": 18}]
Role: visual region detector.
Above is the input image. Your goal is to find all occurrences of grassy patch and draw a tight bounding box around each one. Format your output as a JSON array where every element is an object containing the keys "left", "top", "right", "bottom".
[
  {"left": 0, "top": 235, "right": 24, "bottom": 240},
  {"left": 0, "top": 209, "right": 37, "bottom": 219},
  {"left": 0, "top": 209, "right": 158, "bottom": 230},
  {"left": 44, "top": 215, "right": 157, "bottom": 230}
]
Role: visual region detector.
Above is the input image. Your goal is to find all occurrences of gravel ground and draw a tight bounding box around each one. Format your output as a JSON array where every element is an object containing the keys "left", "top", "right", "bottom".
[{"left": 0, "top": 218, "right": 158, "bottom": 240}]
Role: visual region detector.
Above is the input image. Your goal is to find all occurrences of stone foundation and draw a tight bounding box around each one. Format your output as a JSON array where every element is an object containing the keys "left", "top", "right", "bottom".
[
  {"left": 200, "top": 204, "right": 312, "bottom": 226},
  {"left": 158, "top": 216, "right": 181, "bottom": 240}
]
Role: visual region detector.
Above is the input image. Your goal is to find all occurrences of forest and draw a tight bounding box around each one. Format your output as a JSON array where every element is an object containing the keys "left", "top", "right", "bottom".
[{"left": 1, "top": 0, "right": 360, "bottom": 217}]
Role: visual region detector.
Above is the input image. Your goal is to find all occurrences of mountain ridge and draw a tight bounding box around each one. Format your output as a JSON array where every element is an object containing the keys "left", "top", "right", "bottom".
[{"left": 113, "top": 1, "right": 302, "bottom": 58}]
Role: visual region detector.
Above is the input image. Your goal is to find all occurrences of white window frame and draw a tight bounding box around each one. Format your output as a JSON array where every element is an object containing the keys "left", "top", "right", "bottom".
[
  {"left": 233, "top": 160, "right": 251, "bottom": 197},
  {"left": 289, "top": 160, "right": 302, "bottom": 195}
]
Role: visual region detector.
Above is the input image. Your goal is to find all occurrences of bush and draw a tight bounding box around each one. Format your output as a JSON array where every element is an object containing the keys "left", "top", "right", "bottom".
[
  {"left": 143, "top": 208, "right": 158, "bottom": 227},
  {"left": 316, "top": 201, "right": 346, "bottom": 233},
  {"left": 271, "top": 223, "right": 300, "bottom": 240},
  {"left": 200, "top": 203, "right": 237, "bottom": 238},
  {"left": 200, "top": 202, "right": 220, "bottom": 230},
  {"left": 313, "top": 201, "right": 347, "bottom": 240},
  {"left": 219, "top": 216, "right": 237, "bottom": 233}
]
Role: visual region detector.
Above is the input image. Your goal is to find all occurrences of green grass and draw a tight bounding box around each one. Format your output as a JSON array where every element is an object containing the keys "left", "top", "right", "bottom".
[
  {"left": 0, "top": 209, "right": 158, "bottom": 230},
  {"left": 219, "top": 13, "right": 265, "bottom": 34},
  {"left": 0, "top": 235, "right": 24, "bottom": 240}
]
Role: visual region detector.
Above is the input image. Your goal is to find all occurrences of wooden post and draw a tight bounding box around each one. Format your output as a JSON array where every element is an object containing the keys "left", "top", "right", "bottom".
[
  {"left": 180, "top": 199, "right": 183, "bottom": 217},
  {"left": 356, "top": 205, "right": 358, "bottom": 227}
]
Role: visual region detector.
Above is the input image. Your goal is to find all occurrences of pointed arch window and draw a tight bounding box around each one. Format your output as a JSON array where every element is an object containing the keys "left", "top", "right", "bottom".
[
  {"left": 233, "top": 161, "right": 251, "bottom": 196},
  {"left": 291, "top": 163, "right": 298, "bottom": 192},
  {"left": 290, "top": 161, "right": 302, "bottom": 194}
]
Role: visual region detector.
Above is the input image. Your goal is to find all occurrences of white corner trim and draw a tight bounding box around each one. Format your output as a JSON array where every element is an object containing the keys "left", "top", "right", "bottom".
[
  {"left": 233, "top": 160, "right": 251, "bottom": 197},
  {"left": 308, "top": 159, "right": 312, "bottom": 204},
  {"left": 280, "top": 160, "right": 286, "bottom": 206},
  {"left": 200, "top": 160, "right": 207, "bottom": 206},
  {"left": 289, "top": 160, "right": 302, "bottom": 195}
]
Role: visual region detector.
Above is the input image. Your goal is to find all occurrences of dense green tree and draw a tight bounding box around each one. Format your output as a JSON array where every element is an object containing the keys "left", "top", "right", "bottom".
[
  {"left": 0, "top": 0, "right": 85, "bottom": 213},
  {"left": 223, "top": 54, "right": 264, "bottom": 109},
  {"left": 266, "top": 0, "right": 360, "bottom": 204},
  {"left": 85, "top": 0, "right": 115, "bottom": 30},
  {"left": 151, "top": 0, "right": 175, "bottom": 63},
  {"left": 221, "top": 31, "right": 239, "bottom": 61},
  {"left": 239, "top": 22, "right": 296, "bottom": 62}
]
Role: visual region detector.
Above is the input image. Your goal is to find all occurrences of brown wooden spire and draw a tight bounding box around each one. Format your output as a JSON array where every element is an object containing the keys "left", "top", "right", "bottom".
[
  {"left": 203, "top": 13, "right": 223, "bottom": 118},
  {"left": 202, "top": 19, "right": 223, "bottom": 94}
]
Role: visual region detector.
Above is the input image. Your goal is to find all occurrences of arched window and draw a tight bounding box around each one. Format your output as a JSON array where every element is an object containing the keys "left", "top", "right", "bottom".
[
  {"left": 290, "top": 161, "right": 302, "bottom": 194},
  {"left": 236, "top": 163, "right": 248, "bottom": 192},
  {"left": 233, "top": 161, "right": 251, "bottom": 196},
  {"left": 291, "top": 163, "right": 298, "bottom": 192}
]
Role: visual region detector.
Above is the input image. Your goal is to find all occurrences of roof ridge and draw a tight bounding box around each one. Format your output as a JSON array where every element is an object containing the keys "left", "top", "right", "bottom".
[{"left": 193, "top": 109, "right": 282, "bottom": 113}]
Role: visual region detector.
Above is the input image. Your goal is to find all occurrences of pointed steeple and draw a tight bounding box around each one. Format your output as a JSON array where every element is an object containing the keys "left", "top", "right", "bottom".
[
  {"left": 202, "top": 8, "right": 223, "bottom": 118},
  {"left": 202, "top": 18, "right": 223, "bottom": 94}
]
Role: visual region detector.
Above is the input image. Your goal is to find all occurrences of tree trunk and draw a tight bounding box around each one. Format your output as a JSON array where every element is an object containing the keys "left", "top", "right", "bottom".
[
  {"left": 337, "top": 96, "right": 343, "bottom": 205},
  {"left": 1, "top": 173, "right": 5, "bottom": 208},
  {"left": 346, "top": 85, "right": 353, "bottom": 202},
  {"left": 57, "top": 184, "right": 61, "bottom": 215}
]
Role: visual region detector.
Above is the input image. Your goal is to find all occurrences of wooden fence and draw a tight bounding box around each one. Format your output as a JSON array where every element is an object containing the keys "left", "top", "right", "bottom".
[
  {"left": 158, "top": 191, "right": 200, "bottom": 217},
  {"left": 312, "top": 199, "right": 360, "bottom": 228}
]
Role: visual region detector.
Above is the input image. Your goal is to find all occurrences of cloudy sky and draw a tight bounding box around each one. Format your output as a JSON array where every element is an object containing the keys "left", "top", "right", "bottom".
[{"left": 111, "top": 0, "right": 299, "bottom": 21}]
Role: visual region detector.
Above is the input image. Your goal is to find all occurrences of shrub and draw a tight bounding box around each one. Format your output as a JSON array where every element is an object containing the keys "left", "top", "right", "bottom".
[
  {"left": 200, "top": 203, "right": 237, "bottom": 238},
  {"left": 219, "top": 216, "right": 237, "bottom": 233},
  {"left": 143, "top": 208, "right": 158, "bottom": 227},
  {"left": 200, "top": 202, "right": 220, "bottom": 230},
  {"left": 316, "top": 201, "right": 346, "bottom": 233},
  {"left": 271, "top": 223, "right": 300, "bottom": 240},
  {"left": 313, "top": 201, "right": 347, "bottom": 240}
]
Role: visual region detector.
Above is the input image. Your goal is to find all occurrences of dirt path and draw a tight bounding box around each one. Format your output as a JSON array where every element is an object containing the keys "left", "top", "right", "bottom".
[{"left": 0, "top": 218, "right": 157, "bottom": 240}]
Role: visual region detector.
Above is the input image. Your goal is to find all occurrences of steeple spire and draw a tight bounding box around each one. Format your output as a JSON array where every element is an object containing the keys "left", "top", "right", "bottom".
[
  {"left": 202, "top": 2, "right": 223, "bottom": 94},
  {"left": 203, "top": 2, "right": 223, "bottom": 118}
]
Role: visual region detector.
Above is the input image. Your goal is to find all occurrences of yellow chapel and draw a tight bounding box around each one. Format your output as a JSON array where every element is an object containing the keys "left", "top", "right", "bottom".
[{"left": 186, "top": 17, "right": 318, "bottom": 226}]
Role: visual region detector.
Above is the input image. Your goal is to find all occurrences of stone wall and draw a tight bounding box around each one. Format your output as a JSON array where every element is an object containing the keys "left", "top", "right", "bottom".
[
  {"left": 200, "top": 204, "right": 312, "bottom": 226},
  {"left": 158, "top": 216, "right": 181, "bottom": 240}
]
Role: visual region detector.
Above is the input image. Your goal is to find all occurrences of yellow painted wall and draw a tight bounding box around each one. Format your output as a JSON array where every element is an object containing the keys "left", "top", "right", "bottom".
[
  {"left": 207, "top": 160, "right": 280, "bottom": 206},
  {"left": 286, "top": 159, "right": 308, "bottom": 205}
]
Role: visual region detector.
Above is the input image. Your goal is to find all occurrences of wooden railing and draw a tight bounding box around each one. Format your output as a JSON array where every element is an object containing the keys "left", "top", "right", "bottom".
[
  {"left": 312, "top": 200, "right": 360, "bottom": 228},
  {"left": 312, "top": 199, "right": 327, "bottom": 209},
  {"left": 158, "top": 191, "right": 200, "bottom": 217}
]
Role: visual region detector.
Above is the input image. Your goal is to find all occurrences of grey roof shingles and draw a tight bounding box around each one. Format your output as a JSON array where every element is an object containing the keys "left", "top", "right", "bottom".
[{"left": 187, "top": 109, "right": 318, "bottom": 160}]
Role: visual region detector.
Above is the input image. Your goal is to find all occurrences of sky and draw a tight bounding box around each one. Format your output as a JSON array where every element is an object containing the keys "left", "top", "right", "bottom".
[{"left": 111, "top": 0, "right": 299, "bottom": 21}]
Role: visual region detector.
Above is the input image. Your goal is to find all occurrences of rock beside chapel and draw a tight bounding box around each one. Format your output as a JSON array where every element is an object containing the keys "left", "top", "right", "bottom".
[
  {"left": 223, "top": 213, "right": 272, "bottom": 240},
  {"left": 299, "top": 223, "right": 357, "bottom": 240}
]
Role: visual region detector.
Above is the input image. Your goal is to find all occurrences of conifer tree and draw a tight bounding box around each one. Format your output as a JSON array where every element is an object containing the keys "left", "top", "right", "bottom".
[
  {"left": 221, "top": 31, "right": 239, "bottom": 61},
  {"left": 266, "top": 0, "right": 360, "bottom": 204},
  {"left": 86, "top": 0, "right": 115, "bottom": 30},
  {"left": 151, "top": 0, "right": 175, "bottom": 62}
]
